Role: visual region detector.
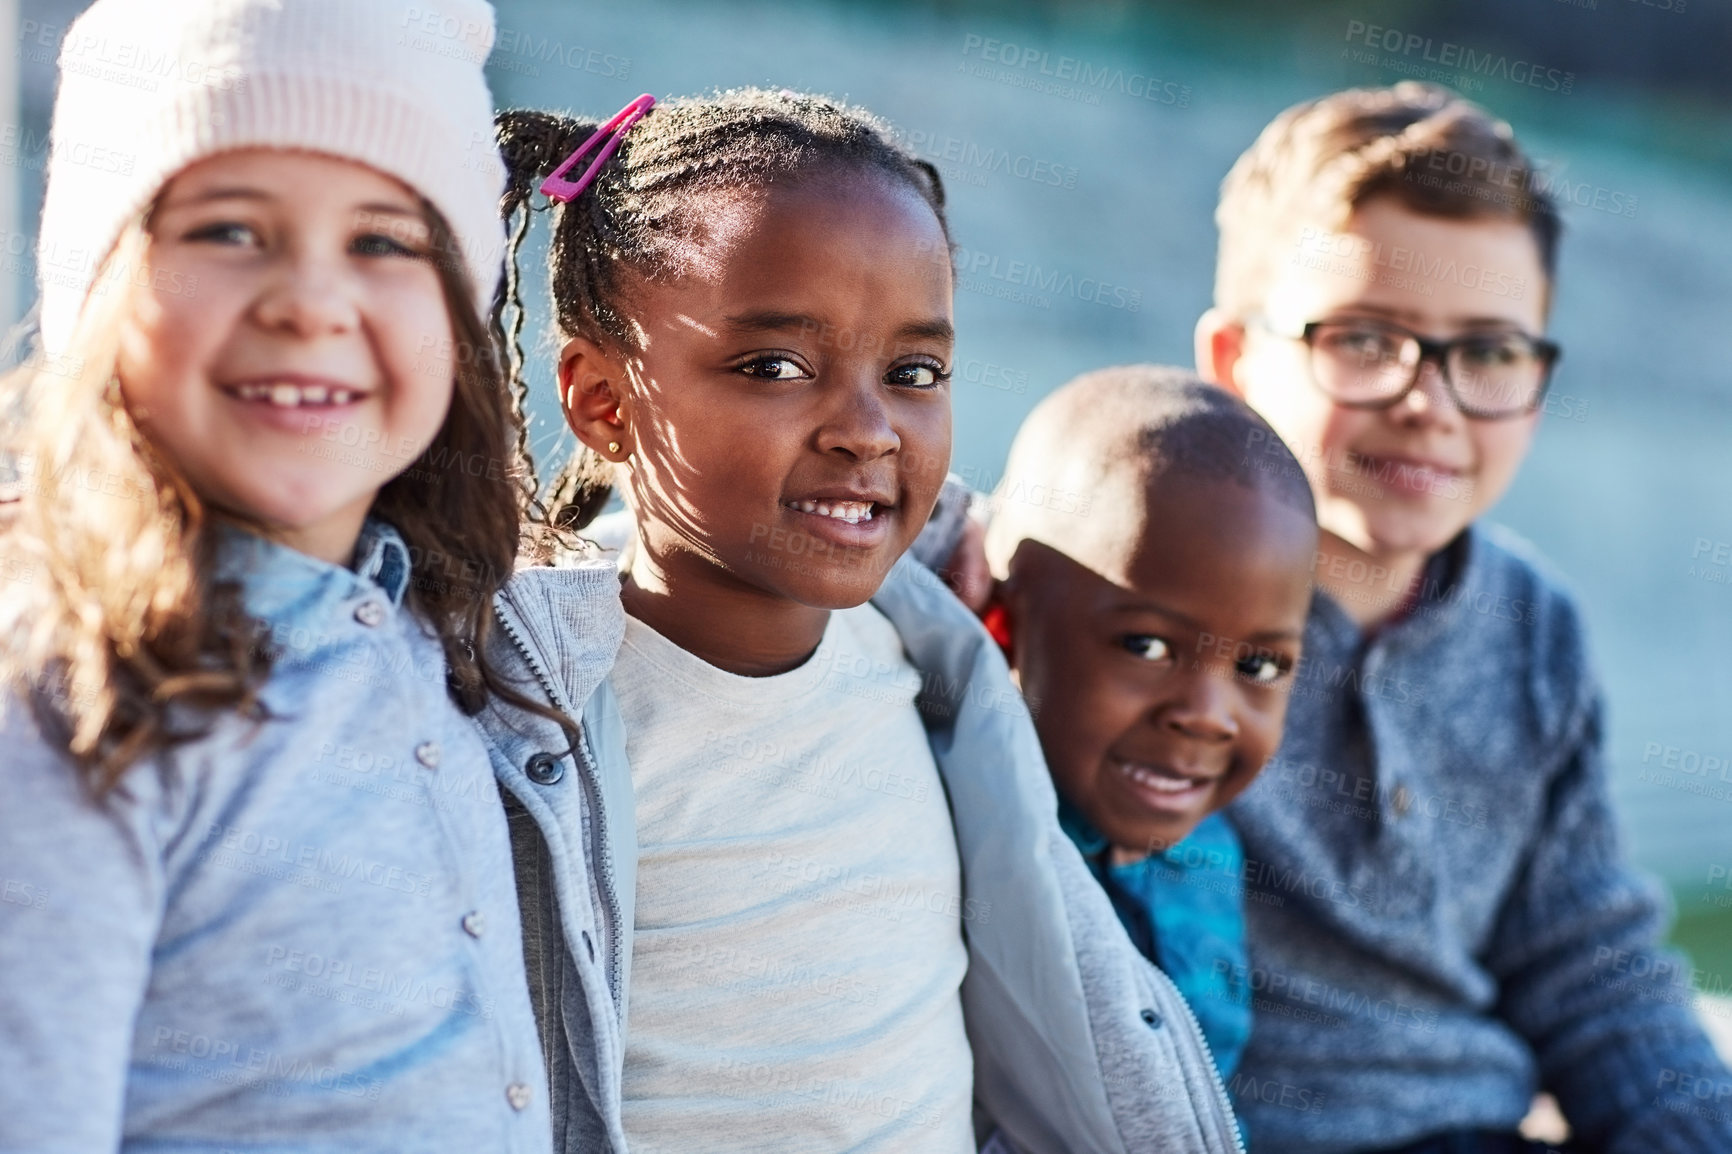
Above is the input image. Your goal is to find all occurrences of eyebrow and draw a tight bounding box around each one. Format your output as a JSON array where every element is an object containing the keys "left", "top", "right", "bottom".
[
  {"left": 1329, "top": 303, "right": 1526, "bottom": 331},
  {"left": 158, "top": 189, "right": 423, "bottom": 220},
  {"left": 1108, "top": 597, "right": 1303, "bottom": 644},
  {"left": 354, "top": 202, "right": 426, "bottom": 220},
  {"left": 158, "top": 186, "right": 274, "bottom": 208},
  {"left": 721, "top": 309, "right": 955, "bottom": 344}
]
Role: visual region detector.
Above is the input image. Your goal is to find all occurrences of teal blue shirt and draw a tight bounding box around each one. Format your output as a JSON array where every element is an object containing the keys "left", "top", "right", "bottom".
[{"left": 1059, "top": 802, "right": 1251, "bottom": 1076}]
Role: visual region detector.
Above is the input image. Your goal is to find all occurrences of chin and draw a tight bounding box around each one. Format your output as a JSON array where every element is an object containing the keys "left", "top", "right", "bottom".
[
  {"left": 781, "top": 570, "right": 889, "bottom": 611},
  {"left": 1331, "top": 505, "right": 1465, "bottom": 561}
]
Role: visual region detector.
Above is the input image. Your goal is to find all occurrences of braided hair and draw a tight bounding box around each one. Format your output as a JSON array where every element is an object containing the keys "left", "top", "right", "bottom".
[{"left": 494, "top": 87, "right": 950, "bottom": 533}]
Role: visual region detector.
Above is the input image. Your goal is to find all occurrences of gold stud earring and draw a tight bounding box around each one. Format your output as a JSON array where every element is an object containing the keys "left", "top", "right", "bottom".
[{"left": 607, "top": 441, "right": 621, "bottom": 455}]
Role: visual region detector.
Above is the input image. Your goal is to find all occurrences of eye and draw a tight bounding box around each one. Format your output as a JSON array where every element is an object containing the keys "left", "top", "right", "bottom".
[
  {"left": 1458, "top": 337, "right": 1530, "bottom": 368},
  {"left": 351, "top": 232, "right": 421, "bottom": 259},
  {"left": 1320, "top": 324, "right": 1403, "bottom": 366},
  {"left": 886, "top": 361, "right": 951, "bottom": 389},
  {"left": 1236, "top": 651, "right": 1291, "bottom": 685},
  {"left": 737, "top": 356, "right": 809, "bottom": 381},
  {"left": 1120, "top": 634, "right": 1173, "bottom": 663},
  {"left": 184, "top": 221, "right": 259, "bottom": 247}
]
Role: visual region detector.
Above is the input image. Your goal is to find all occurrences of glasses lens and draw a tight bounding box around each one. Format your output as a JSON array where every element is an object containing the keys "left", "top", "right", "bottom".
[
  {"left": 1308, "top": 323, "right": 1417, "bottom": 403},
  {"left": 1448, "top": 336, "right": 1548, "bottom": 415}
]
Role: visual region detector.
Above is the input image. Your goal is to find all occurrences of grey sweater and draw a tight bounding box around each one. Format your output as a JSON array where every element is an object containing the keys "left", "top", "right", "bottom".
[{"left": 1225, "top": 524, "right": 1732, "bottom": 1153}]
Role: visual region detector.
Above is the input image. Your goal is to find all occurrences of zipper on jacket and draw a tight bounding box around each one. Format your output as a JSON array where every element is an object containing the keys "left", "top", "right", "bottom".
[
  {"left": 494, "top": 596, "right": 627, "bottom": 1018},
  {"left": 1150, "top": 959, "right": 1247, "bottom": 1154}
]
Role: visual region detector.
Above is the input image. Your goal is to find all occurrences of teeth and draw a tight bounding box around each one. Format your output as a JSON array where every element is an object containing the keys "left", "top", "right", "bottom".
[
  {"left": 231, "top": 382, "right": 361, "bottom": 408},
  {"left": 1119, "top": 761, "right": 1201, "bottom": 793},
  {"left": 787, "top": 500, "right": 875, "bottom": 525}
]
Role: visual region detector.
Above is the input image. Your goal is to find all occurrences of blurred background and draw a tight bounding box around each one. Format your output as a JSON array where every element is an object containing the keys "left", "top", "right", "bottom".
[{"left": 6, "top": 0, "right": 1730, "bottom": 975}]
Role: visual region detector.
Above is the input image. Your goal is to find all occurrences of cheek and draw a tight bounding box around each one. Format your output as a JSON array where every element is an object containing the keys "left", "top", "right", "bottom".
[
  {"left": 379, "top": 285, "right": 454, "bottom": 397},
  {"left": 1242, "top": 349, "right": 1334, "bottom": 459},
  {"left": 1472, "top": 418, "right": 1538, "bottom": 482},
  {"left": 899, "top": 400, "right": 952, "bottom": 492},
  {"left": 116, "top": 296, "right": 206, "bottom": 413},
  {"left": 1232, "top": 699, "right": 1290, "bottom": 782},
  {"left": 1026, "top": 647, "right": 1141, "bottom": 759}
]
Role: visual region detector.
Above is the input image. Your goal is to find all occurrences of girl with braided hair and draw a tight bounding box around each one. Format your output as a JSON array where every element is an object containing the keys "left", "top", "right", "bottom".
[{"left": 475, "top": 88, "right": 1245, "bottom": 1154}]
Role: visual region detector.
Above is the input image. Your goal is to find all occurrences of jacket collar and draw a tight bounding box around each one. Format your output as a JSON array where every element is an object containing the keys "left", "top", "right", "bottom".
[
  {"left": 1311, "top": 524, "right": 1478, "bottom": 653},
  {"left": 495, "top": 560, "right": 627, "bottom": 716},
  {"left": 217, "top": 517, "right": 412, "bottom": 624}
]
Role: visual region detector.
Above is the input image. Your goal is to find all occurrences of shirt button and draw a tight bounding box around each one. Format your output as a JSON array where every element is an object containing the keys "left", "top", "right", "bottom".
[
  {"left": 415, "top": 741, "right": 441, "bottom": 770},
  {"left": 506, "top": 1082, "right": 532, "bottom": 1111},
  {"left": 353, "top": 601, "right": 386, "bottom": 627},
  {"left": 1391, "top": 784, "right": 1413, "bottom": 818},
  {"left": 525, "top": 751, "right": 564, "bottom": 786},
  {"left": 461, "top": 911, "right": 485, "bottom": 938}
]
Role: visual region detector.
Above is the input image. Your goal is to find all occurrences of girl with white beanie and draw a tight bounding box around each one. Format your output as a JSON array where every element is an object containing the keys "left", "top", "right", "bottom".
[{"left": 0, "top": 2, "right": 563, "bottom": 1149}]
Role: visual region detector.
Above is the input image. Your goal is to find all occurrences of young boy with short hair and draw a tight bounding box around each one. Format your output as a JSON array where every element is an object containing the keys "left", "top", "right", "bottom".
[
  {"left": 1191, "top": 81, "right": 1732, "bottom": 1152},
  {"left": 973, "top": 364, "right": 1318, "bottom": 1077}
]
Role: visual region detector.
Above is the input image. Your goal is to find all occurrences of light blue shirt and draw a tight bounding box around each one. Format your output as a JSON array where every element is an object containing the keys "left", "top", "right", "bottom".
[{"left": 0, "top": 521, "right": 551, "bottom": 1153}]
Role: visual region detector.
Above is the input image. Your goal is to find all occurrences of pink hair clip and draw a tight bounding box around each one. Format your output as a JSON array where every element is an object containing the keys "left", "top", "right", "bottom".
[{"left": 539, "top": 92, "right": 657, "bottom": 203}]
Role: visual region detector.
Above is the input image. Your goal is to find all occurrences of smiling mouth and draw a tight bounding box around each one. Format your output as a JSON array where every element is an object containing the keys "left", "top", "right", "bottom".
[
  {"left": 1348, "top": 451, "right": 1464, "bottom": 481},
  {"left": 222, "top": 381, "right": 366, "bottom": 408},
  {"left": 1117, "top": 759, "right": 1216, "bottom": 794},
  {"left": 783, "top": 499, "right": 880, "bottom": 525}
]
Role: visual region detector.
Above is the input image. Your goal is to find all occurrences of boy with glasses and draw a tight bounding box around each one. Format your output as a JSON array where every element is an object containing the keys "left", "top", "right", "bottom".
[{"left": 1193, "top": 82, "right": 1732, "bottom": 1152}]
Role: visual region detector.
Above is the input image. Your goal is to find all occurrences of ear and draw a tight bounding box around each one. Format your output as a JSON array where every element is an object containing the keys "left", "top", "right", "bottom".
[
  {"left": 557, "top": 336, "right": 631, "bottom": 460},
  {"left": 1194, "top": 307, "right": 1248, "bottom": 398}
]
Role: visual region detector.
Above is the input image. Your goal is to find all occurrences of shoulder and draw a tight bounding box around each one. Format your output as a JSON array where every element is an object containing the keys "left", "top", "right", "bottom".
[
  {"left": 502, "top": 559, "right": 627, "bottom": 652},
  {"left": 1467, "top": 523, "right": 1591, "bottom": 659},
  {"left": 1461, "top": 522, "right": 1598, "bottom": 734},
  {"left": 0, "top": 691, "right": 190, "bottom": 862}
]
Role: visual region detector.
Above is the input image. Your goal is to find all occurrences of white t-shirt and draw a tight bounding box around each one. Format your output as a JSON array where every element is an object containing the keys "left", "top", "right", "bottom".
[{"left": 611, "top": 604, "right": 975, "bottom": 1154}]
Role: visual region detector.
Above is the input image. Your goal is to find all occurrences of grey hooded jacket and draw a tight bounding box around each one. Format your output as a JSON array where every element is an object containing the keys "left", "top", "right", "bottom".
[{"left": 475, "top": 554, "right": 1245, "bottom": 1154}]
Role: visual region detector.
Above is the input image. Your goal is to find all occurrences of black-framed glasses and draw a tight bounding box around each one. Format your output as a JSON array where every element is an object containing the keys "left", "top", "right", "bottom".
[{"left": 1254, "top": 317, "right": 1562, "bottom": 419}]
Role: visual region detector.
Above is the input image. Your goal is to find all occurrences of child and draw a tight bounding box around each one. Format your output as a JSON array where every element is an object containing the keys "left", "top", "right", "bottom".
[
  {"left": 0, "top": 1, "right": 562, "bottom": 1148},
  {"left": 977, "top": 365, "right": 1317, "bottom": 1081},
  {"left": 1189, "top": 82, "right": 1732, "bottom": 1152},
  {"left": 474, "top": 90, "right": 1246, "bottom": 1154}
]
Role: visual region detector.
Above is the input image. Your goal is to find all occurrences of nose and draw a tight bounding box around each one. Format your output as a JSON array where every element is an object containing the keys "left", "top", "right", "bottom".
[
  {"left": 1392, "top": 358, "right": 1460, "bottom": 427},
  {"left": 815, "top": 374, "right": 899, "bottom": 462},
  {"left": 1159, "top": 664, "right": 1239, "bottom": 743},
  {"left": 251, "top": 245, "right": 361, "bottom": 337}
]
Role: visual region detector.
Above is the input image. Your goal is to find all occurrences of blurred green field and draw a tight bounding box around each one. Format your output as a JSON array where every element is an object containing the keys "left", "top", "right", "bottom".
[{"left": 1671, "top": 905, "right": 1732, "bottom": 988}]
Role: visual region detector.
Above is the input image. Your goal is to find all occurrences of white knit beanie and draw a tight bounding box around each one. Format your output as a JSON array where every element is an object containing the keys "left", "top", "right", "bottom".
[{"left": 36, "top": 0, "right": 508, "bottom": 357}]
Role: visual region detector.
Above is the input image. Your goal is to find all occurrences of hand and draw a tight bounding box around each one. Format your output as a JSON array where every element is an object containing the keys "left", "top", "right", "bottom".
[{"left": 936, "top": 514, "right": 993, "bottom": 615}]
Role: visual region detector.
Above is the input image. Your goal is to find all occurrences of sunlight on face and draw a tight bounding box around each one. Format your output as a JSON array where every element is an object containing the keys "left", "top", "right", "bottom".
[
  {"left": 117, "top": 149, "right": 455, "bottom": 564},
  {"left": 616, "top": 169, "right": 955, "bottom": 612},
  {"left": 1236, "top": 197, "right": 1548, "bottom": 568}
]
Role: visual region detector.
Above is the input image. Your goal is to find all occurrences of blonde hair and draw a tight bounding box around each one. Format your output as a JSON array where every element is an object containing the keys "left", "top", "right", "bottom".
[
  {"left": 1, "top": 203, "right": 568, "bottom": 792},
  {"left": 1213, "top": 81, "right": 1560, "bottom": 319}
]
